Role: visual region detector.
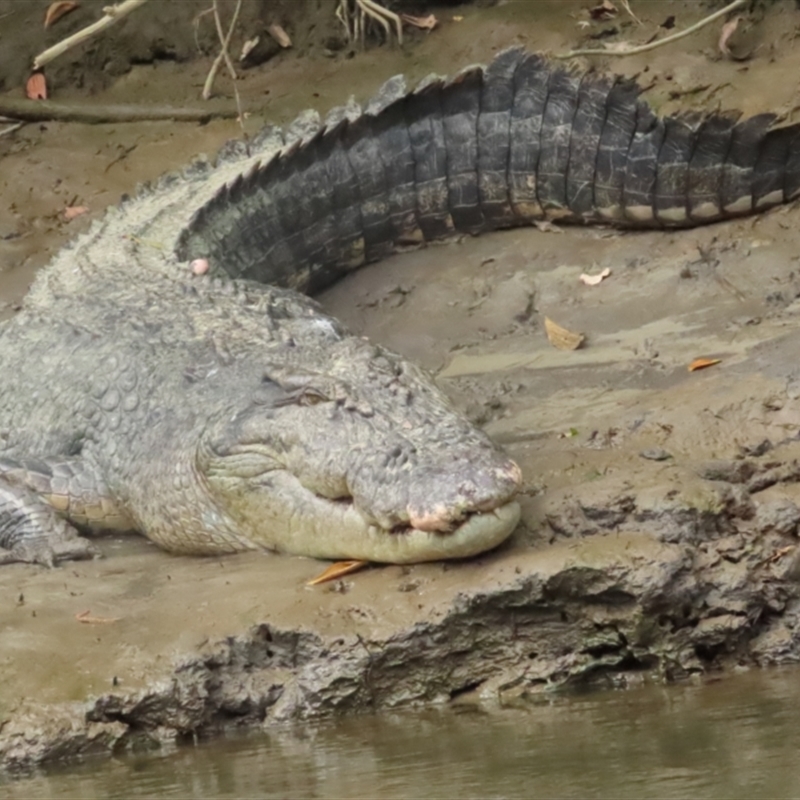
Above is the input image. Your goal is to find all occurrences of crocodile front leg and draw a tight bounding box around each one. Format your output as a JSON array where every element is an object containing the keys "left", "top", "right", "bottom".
[
  {"left": 0, "top": 481, "right": 97, "bottom": 566},
  {"left": 0, "top": 456, "right": 132, "bottom": 566}
]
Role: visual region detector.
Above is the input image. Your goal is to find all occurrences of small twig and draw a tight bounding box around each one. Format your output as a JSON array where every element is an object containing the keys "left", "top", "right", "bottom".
[
  {"left": 555, "top": 0, "right": 747, "bottom": 59},
  {"left": 75, "top": 609, "right": 119, "bottom": 624},
  {"left": 33, "top": 0, "right": 151, "bottom": 70},
  {"left": 359, "top": 0, "right": 403, "bottom": 45},
  {"left": 0, "top": 122, "right": 25, "bottom": 138},
  {"left": 202, "top": 0, "right": 245, "bottom": 138},
  {"left": 0, "top": 98, "right": 240, "bottom": 124},
  {"left": 212, "top": 0, "right": 240, "bottom": 85},
  {"left": 618, "top": 0, "right": 642, "bottom": 26},
  {"left": 192, "top": 7, "right": 215, "bottom": 53},
  {"left": 103, "top": 143, "right": 138, "bottom": 173},
  {"left": 336, "top": 0, "right": 353, "bottom": 41}
]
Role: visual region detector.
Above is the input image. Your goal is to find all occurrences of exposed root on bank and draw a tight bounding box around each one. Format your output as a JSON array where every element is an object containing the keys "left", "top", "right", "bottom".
[{"left": 336, "top": 0, "right": 403, "bottom": 48}]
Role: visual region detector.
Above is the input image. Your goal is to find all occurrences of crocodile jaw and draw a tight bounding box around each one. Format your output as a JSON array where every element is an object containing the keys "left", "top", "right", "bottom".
[{"left": 256, "top": 495, "right": 521, "bottom": 564}]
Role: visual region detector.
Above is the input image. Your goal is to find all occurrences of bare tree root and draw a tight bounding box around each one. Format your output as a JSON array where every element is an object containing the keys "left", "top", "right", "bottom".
[
  {"left": 556, "top": 0, "right": 747, "bottom": 59},
  {"left": 0, "top": 99, "right": 240, "bottom": 125},
  {"left": 32, "top": 0, "right": 151, "bottom": 70},
  {"left": 336, "top": 0, "right": 403, "bottom": 48}
]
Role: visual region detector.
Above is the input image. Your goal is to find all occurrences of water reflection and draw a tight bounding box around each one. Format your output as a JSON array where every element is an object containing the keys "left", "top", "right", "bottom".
[{"left": 5, "top": 667, "right": 800, "bottom": 799}]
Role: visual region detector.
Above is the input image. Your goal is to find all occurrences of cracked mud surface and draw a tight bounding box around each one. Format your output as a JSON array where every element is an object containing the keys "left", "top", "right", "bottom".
[{"left": 4, "top": 0, "right": 800, "bottom": 771}]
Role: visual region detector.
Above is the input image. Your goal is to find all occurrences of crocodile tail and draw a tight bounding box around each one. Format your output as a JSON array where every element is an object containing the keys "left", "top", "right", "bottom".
[{"left": 176, "top": 48, "right": 800, "bottom": 293}]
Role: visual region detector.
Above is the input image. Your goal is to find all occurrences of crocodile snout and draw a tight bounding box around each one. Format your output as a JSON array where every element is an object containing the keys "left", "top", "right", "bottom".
[{"left": 407, "top": 459, "right": 523, "bottom": 532}]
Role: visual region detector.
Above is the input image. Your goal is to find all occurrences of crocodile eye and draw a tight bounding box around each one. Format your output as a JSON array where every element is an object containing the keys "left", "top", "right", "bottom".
[{"left": 298, "top": 388, "right": 328, "bottom": 406}]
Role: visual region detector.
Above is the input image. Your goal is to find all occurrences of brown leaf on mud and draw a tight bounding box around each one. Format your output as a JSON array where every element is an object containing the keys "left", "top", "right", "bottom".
[
  {"left": 400, "top": 13, "right": 438, "bottom": 31},
  {"left": 688, "top": 357, "right": 722, "bottom": 372},
  {"left": 25, "top": 72, "right": 47, "bottom": 100},
  {"left": 544, "top": 317, "right": 585, "bottom": 351},
  {"left": 718, "top": 15, "right": 740, "bottom": 57},
  {"left": 267, "top": 23, "right": 292, "bottom": 48},
  {"left": 75, "top": 609, "right": 119, "bottom": 624},
  {"left": 590, "top": 1, "right": 618, "bottom": 21},
  {"left": 63, "top": 205, "right": 89, "bottom": 220},
  {"left": 307, "top": 560, "right": 369, "bottom": 586},
  {"left": 44, "top": 0, "right": 79, "bottom": 28}
]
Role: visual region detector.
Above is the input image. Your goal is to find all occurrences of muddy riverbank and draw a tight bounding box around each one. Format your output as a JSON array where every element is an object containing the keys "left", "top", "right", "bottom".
[{"left": 3, "top": 0, "right": 800, "bottom": 771}]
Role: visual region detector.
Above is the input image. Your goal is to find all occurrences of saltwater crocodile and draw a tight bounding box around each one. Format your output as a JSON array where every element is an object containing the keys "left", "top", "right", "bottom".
[{"left": 1, "top": 48, "right": 798, "bottom": 567}]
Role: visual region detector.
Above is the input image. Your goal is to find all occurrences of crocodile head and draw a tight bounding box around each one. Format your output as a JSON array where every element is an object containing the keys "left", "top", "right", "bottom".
[{"left": 200, "top": 319, "right": 522, "bottom": 564}]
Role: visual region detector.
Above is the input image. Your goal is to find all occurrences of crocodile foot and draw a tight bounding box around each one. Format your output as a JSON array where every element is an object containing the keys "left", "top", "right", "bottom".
[
  {"left": 0, "top": 481, "right": 99, "bottom": 567},
  {"left": 0, "top": 533, "right": 99, "bottom": 567}
]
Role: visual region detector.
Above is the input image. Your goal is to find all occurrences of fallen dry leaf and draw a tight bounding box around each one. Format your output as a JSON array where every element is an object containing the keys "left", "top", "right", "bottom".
[
  {"left": 545, "top": 317, "right": 585, "bottom": 351},
  {"left": 688, "top": 357, "right": 722, "bottom": 372},
  {"left": 452, "top": 15, "right": 464, "bottom": 22},
  {"left": 75, "top": 609, "right": 119, "bottom": 624},
  {"left": 579, "top": 267, "right": 611, "bottom": 286},
  {"left": 589, "top": 0, "right": 618, "bottom": 21},
  {"left": 240, "top": 35, "right": 260, "bottom": 61},
  {"left": 718, "top": 15, "right": 740, "bottom": 57},
  {"left": 267, "top": 23, "right": 292, "bottom": 48},
  {"left": 63, "top": 205, "right": 89, "bottom": 221},
  {"left": 400, "top": 13, "right": 438, "bottom": 31},
  {"left": 44, "top": 0, "right": 79, "bottom": 28},
  {"left": 307, "top": 560, "right": 369, "bottom": 586},
  {"left": 25, "top": 72, "right": 47, "bottom": 100}
]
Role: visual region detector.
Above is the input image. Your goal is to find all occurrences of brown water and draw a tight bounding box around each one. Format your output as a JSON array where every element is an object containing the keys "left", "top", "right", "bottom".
[{"left": 5, "top": 667, "right": 800, "bottom": 799}]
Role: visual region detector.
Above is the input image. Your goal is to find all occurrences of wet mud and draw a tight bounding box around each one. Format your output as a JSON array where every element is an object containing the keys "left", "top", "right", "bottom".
[{"left": 4, "top": 0, "right": 800, "bottom": 771}]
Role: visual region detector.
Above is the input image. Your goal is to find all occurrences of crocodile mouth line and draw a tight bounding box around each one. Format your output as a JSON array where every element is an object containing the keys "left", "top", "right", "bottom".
[
  {"left": 236, "top": 467, "right": 521, "bottom": 562},
  {"left": 307, "top": 492, "right": 522, "bottom": 563},
  {"left": 318, "top": 491, "right": 517, "bottom": 538},
  {"left": 388, "top": 508, "right": 495, "bottom": 536}
]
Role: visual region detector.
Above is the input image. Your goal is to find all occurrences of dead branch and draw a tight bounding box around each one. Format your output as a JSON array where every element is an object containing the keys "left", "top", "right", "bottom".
[
  {"left": 556, "top": 0, "right": 747, "bottom": 59},
  {"left": 202, "top": 0, "right": 244, "bottom": 101},
  {"left": 0, "top": 98, "right": 240, "bottom": 124},
  {"left": 33, "top": 0, "right": 151, "bottom": 70}
]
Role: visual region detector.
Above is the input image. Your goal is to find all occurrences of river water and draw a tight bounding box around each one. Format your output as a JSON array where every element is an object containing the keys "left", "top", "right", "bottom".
[{"left": 5, "top": 666, "right": 800, "bottom": 799}]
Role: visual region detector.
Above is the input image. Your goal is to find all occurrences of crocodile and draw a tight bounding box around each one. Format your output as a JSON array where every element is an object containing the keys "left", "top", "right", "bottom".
[{"left": 1, "top": 47, "right": 799, "bottom": 567}]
